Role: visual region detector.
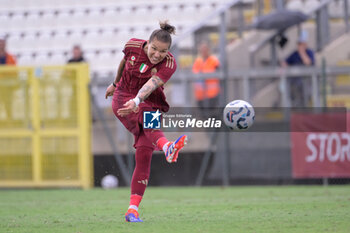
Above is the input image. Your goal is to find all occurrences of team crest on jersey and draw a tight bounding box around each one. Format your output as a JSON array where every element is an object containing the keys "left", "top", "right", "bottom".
[
  {"left": 151, "top": 68, "right": 157, "bottom": 75},
  {"left": 129, "top": 56, "right": 136, "bottom": 66},
  {"left": 139, "top": 63, "right": 149, "bottom": 73}
]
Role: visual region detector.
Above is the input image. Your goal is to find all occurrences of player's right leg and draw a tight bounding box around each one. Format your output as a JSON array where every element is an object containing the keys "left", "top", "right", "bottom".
[{"left": 125, "top": 208, "right": 143, "bottom": 222}]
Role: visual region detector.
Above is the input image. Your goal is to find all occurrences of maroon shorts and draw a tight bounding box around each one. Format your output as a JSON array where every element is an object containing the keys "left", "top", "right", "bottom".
[{"left": 112, "top": 90, "right": 160, "bottom": 149}]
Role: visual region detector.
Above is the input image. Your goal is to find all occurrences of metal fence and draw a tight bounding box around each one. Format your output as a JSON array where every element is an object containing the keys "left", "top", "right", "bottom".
[
  {"left": 91, "top": 64, "right": 350, "bottom": 186},
  {"left": 0, "top": 64, "right": 93, "bottom": 189}
]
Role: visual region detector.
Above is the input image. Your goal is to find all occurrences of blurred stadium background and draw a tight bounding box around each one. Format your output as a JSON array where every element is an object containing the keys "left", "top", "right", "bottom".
[{"left": 1, "top": 0, "right": 350, "bottom": 189}]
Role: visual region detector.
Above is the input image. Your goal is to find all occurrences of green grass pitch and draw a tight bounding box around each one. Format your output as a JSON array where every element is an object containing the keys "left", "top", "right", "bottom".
[{"left": 0, "top": 186, "right": 349, "bottom": 233}]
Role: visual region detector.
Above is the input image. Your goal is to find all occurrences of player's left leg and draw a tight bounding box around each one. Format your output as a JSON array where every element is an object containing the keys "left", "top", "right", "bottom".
[
  {"left": 163, "top": 134, "right": 188, "bottom": 163},
  {"left": 125, "top": 145, "right": 153, "bottom": 222}
]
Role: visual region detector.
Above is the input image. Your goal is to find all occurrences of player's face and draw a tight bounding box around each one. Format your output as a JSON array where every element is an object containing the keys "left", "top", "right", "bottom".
[{"left": 147, "top": 39, "right": 169, "bottom": 64}]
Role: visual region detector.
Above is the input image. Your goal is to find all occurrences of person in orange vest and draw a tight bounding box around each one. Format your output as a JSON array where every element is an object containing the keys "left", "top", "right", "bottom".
[
  {"left": 0, "top": 36, "right": 16, "bottom": 65},
  {"left": 192, "top": 41, "right": 220, "bottom": 111}
]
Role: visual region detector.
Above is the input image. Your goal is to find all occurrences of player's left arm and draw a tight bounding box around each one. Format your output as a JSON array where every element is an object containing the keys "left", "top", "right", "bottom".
[
  {"left": 117, "top": 76, "right": 164, "bottom": 116},
  {"left": 105, "top": 58, "right": 126, "bottom": 99}
]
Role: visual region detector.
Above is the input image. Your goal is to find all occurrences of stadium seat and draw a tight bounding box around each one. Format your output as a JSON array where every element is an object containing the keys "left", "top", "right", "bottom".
[
  {"left": 29, "top": 0, "right": 52, "bottom": 8},
  {"left": 199, "top": 4, "right": 214, "bottom": 17},
  {"left": 166, "top": 4, "right": 182, "bottom": 23},
  {"left": 98, "top": 29, "right": 115, "bottom": 48},
  {"left": 18, "top": 54, "right": 33, "bottom": 65},
  {"left": 150, "top": 6, "right": 164, "bottom": 19},
  {"left": 82, "top": 30, "right": 101, "bottom": 50},
  {"left": 70, "top": 10, "right": 86, "bottom": 28},
  {"left": 20, "top": 33, "right": 38, "bottom": 51},
  {"left": 52, "top": 31, "right": 68, "bottom": 50},
  {"left": 24, "top": 13, "right": 40, "bottom": 30},
  {"left": 0, "top": 0, "right": 228, "bottom": 73},
  {"left": 99, "top": 8, "right": 117, "bottom": 26},
  {"left": 67, "top": 30, "right": 84, "bottom": 49},
  {"left": 50, "top": 53, "right": 66, "bottom": 65},
  {"left": 10, "top": 0, "right": 32, "bottom": 9},
  {"left": 9, "top": 14, "right": 25, "bottom": 31},
  {"left": 36, "top": 31, "right": 54, "bottom": 51},
  {"left": 181, "top": 4, "right": 198, "bottom": 22},
  {"left": 84, "top": 9, "right": 102, "bottom": 27},
  {"left": 34, "top": 54, "right": 49, "bottom": 65},
  {"left": 7, "top": 34, "right": 22, "bottom": 53},
  {"left": 132, "top": 7, "right": 150, "bottom": 24},
  {"left": 117, "top": 27, "right": 132, "bottom": 45},
  {"left": 84, "top": 50, "right": 96, "bottom": 63},
  {"left": 0, "top": 14, "right": 10, "bottom": 31},
  {"left": 40, "top": 11, "right": 57, "bottom": 29},
  {"left": 55, "top": 11, "right": 71, "bottom": 29},
  {"left": 94, "top": 51, "right": 118, "bottom": 70},
  {"left": 117, "top": 7, "right": 134, "bottom": 25}
]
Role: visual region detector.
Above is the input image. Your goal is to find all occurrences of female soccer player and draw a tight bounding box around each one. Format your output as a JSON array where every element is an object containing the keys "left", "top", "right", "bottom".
[{"left": 105, "top": 21, "right": 187, "bottom": 222}]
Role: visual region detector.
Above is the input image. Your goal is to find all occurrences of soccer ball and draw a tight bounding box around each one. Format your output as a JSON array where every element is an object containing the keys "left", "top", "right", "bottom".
[
  {"left": 223, "top": 100, "right": 255, "bottom": 131},
  {"left": 101, "top": 175, "right": 119, "bottom": 189}
]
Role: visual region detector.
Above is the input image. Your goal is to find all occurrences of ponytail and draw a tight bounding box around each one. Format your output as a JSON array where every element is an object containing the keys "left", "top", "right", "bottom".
[{"left": 149, "top": 20, "right": 176, "bottom": 48}]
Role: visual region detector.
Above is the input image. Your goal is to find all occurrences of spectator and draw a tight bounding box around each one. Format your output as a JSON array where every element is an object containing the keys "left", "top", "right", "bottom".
[
  {"left": 67, "top": 45, "right": 85, "bottom": 63},
  {"left": 0, "top": 36, "right": 16, "bottom": 65},
  {"left": 0, "top": 35, "right": 16, "bottom": 120},
  {"left": 65, "top": 45, "right": 86, "bottom": 122},
  {"left": 192, "top": 41, "right": 220, "bottom": 111},
  {"left": 282, "top": 30, "right": 315, "bottom": 107}
]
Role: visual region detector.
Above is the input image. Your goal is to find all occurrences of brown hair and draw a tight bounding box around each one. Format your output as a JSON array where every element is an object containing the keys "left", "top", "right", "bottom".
[{"left": 149, "top": 21, "right": 176, "bottom": 48}]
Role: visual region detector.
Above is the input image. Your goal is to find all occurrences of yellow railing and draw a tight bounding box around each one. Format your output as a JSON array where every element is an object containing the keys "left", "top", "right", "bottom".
[{"left": 0, "top": 64, "right": 93, "bottom": 189}]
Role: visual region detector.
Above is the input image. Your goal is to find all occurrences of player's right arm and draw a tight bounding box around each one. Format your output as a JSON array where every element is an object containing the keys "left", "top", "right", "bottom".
[
  {"left": 116, "top": 75, "right": 164, "bottom": 117},
  {"left": 105, "top": 58, "right": 126, "bottom": 99}
]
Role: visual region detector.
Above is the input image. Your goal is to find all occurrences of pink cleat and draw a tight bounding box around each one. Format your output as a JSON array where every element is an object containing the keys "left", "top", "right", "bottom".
[
  {"left": 165, "top": 135, "right": 188, "bottom": 163},
  {"left": 125, "top": 209, "right": 143, "bottom": 222}
]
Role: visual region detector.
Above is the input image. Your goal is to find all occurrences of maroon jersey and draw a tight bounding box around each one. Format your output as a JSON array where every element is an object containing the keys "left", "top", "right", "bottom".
[{"left": 116, "top": 38, "right": 177, "bottom": 112}]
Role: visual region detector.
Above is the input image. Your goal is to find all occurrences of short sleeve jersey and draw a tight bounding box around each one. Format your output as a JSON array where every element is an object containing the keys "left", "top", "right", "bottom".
[{"left": 117, "top": 38, "right": 177, "bottom": 111}]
